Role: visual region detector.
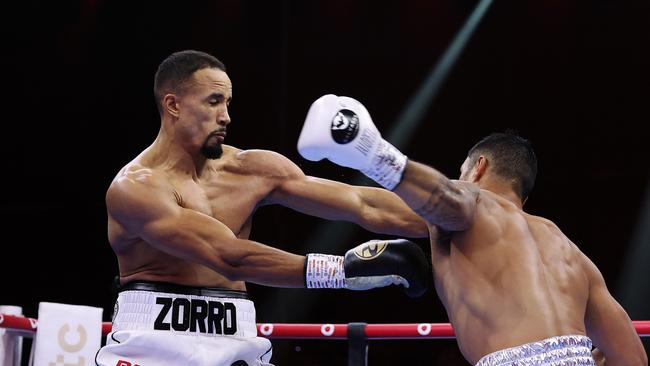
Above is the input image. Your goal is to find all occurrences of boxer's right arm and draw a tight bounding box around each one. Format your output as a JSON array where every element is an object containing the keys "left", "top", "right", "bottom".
[
  {"left": 581, "top": 252, "right": 647, "bottom": 366},
  {"left": 394, "top": 161, "right": 479, "bottom": 231},
  {"left": 298, "top": 94, "right": 478, "bottom": 231}
]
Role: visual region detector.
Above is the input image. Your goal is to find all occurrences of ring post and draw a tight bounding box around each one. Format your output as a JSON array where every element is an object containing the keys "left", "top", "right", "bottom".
[
  {"left": 0, "top": 306, "right": 23, "bottom": 366},
  {"left": 347, "top": 322, "right": 368, "bottom": 366}
]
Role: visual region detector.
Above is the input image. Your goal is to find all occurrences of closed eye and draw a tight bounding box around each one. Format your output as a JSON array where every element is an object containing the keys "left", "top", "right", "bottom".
[{"left": 207, "top": 93, "right": 232, "bottom": 106}]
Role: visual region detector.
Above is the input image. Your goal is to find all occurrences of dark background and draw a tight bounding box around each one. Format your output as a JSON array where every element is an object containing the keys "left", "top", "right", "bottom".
[{"left": 2, "top": 0, "right": 649, "bottom": 365}]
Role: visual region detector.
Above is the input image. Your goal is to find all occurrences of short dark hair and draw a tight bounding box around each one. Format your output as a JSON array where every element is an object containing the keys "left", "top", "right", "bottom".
[
  {"left": 153, "top": 50, "right": 226, "bottom": 115},
  {"left": 467, "top": 131, "right": 537, "bottom": 199}
]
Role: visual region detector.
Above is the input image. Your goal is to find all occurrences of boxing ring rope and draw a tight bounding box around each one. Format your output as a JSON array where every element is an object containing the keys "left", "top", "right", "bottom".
[
  {"left": 2, "top": 314, "right": 649, "bottom": 338},
  {"left": 2, "top": 314, "right": 649, "bottom": 366}
]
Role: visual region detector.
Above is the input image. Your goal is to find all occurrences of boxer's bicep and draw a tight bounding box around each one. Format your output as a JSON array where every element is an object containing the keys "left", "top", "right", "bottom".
[
  {"left": 107, "top": 172, "right": 237, "bottom": 270},
  {"left": 143, "top": 206, "right": 305, "bottom": 286},
  {"left": 140, "top": 207, "right": 240, "bottom": 271}
]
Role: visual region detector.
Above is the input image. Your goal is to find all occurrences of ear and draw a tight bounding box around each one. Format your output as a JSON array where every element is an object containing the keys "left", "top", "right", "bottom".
[
  {"left": 162, "top": 93, "right": 180, "bottom": 118},
  {"left": 472, "top": 155, "right": 488, "bottom": 182}
]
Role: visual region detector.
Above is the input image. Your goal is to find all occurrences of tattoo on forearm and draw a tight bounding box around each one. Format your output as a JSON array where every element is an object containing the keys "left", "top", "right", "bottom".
[
  {"left": 413, "top": 180, "right": 474, "bottom": 230},
  {"left": 414, "top": 186, "right": 443, "bottom": 218}
]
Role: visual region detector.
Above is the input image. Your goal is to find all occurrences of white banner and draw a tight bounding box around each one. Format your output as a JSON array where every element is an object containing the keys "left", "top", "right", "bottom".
[{"left": 32, "top": 302, "right": 103, "bottom": 366}]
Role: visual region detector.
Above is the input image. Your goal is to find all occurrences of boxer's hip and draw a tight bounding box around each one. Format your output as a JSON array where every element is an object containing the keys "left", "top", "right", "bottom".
[
  {"left": 97, "top": 281, "right": 273, "bottom": 366},
  {"left": 475, "top": 335, "right": 595, "bottom": 366},
  {"left": 111, "top": 281, "right": 258, "bottom": 338}
]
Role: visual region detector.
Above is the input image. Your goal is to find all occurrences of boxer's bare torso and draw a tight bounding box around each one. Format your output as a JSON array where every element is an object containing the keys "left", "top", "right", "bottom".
[
  {"left": 393, "top": 153, "right": 645, "bottom": 365},
  {"left": 108, "top": 145, "right": 280, "bottom": 290},
  {"left": 431, "top": 189, "right": 589, "bottom": 364}
]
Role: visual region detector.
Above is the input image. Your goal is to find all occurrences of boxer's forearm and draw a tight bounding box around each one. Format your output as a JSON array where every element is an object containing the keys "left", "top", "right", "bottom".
[
  {"left": 394, "top": 160, "right": 477, "bottom": 231},
  {"left": 212, "top": 238, "right": 306, "bottom": 288},
  {"left": 353, "top": 186, "right": 428, "bottom": 238}
]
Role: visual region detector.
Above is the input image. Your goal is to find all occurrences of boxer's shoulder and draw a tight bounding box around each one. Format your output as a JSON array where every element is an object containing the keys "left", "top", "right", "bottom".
[
  {"left": 114, "top": 163, "right": 170, "bottom": 190},
  {"left": 230, "top": 148, "right": 300, "bottom": 178}
]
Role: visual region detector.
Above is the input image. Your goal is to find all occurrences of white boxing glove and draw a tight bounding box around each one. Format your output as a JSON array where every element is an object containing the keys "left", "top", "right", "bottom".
[{"left": 297, "top": 94, "right": 407, "bottom": 190}]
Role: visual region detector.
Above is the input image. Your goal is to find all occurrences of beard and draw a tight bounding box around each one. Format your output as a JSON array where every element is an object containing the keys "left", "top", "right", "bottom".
[{"left": 200, "top": 139, "right": 223, "bottom": 159}]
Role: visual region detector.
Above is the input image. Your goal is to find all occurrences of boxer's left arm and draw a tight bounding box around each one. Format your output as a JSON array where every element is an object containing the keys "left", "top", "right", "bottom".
[
  {"left": 581, "top": 250, "right": 647, "bottom": 366},
  {"left": 258, "top": 151, "right": 428, "bottom": 238}
]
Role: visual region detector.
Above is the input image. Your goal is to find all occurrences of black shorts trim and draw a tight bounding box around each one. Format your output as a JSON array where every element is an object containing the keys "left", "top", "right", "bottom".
[{"left": 120, "top": 280, "right": 250, "bottom": 299}]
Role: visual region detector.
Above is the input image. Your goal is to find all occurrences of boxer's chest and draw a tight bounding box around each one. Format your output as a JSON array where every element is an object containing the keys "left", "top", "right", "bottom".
[{"left": 173, "top": 172, "right": 271, "bottom": 236}]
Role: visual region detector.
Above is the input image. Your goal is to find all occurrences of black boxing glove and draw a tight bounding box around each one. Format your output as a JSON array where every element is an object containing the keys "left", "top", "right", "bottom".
[{"left": 305, "top": 239, "right": 429, "bottom": 298}]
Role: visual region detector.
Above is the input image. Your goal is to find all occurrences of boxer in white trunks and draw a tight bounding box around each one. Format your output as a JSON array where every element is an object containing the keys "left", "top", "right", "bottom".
[
  {"left": 297, "top": 94, "right": 648, "bottom": 366},
  {"left": 95, "top": 52, "right": 430, "bottom": 366}
]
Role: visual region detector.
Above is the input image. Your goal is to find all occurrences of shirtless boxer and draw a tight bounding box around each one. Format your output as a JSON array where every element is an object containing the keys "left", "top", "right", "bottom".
[
  {"left": 298, "top": 94, "right": 648, "bottom": 365},
  {"left": 95, "top": 52, "right": 430, "bottom": 366}
]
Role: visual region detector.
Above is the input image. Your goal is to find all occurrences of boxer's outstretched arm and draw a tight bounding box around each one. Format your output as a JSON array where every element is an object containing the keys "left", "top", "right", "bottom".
[
  {"left": 272, "top": 176, "right": 428, "bottom": 237},
  {"left": 107, "top": 168, "right": 429, "bottom": 295},
  {"left": 107, "top": 168, "right": 306, "bottom": 287},
  {"left": 262, "top": 154, "right": 427, "bottom": 238},
  {"left": 296, "top": 94, "right": 477, "bottom": 232},
  {"left": 394, "top": 160, "right": 479, "bottom": 232},
  {"left": 581, "top": 252, "right": 648, "bottom": 366}
]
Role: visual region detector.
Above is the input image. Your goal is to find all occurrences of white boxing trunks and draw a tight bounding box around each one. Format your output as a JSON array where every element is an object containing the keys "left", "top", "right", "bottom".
[
  {"left": 95, "top": 281, "right": 273, "bottom": 366},
  {"left": 475, "top": 335, "right": 595, "bottom": 366}
]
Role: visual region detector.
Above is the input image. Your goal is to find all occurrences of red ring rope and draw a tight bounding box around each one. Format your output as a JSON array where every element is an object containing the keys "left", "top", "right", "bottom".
[{"left": 1, "top": 314, "right": 649, "bottom": 339}]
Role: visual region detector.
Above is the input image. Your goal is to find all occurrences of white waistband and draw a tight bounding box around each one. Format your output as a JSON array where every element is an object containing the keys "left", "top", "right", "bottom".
[
  {"left": 112, "top": 289, "right": 257, "bottom": 338},
  {"left": 475, "top": 335, "right": 594, "bottom": 366}
]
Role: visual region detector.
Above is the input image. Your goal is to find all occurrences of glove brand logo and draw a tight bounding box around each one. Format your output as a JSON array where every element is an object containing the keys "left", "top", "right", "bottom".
[
  {"left": 352, "top": 241, "right": 388, "bottom": 260},
  {"left": 330, "top": 109, "right": 359, "bottom": 144}
]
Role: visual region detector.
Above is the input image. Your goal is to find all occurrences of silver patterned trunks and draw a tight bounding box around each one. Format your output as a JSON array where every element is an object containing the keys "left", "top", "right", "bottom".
[{"left": 475, "top": 335, "right": 595, "bottom": 366}]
